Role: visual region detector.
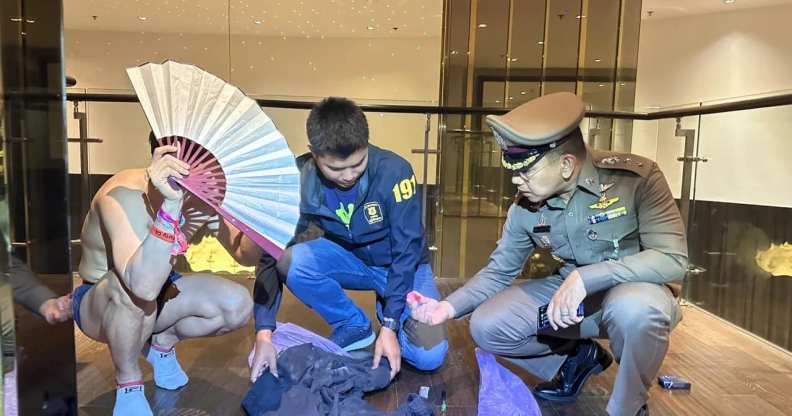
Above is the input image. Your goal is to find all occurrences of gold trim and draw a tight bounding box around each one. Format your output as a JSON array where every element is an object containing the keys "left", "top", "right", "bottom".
[{"left": 501, "top": 153, "right": 539, "bottom": 171}]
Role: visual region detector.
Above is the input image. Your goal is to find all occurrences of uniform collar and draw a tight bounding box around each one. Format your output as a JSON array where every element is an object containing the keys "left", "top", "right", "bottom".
[
  {"left": 576, "top": 155, "right": 601, "bottom": 196},
  {"left": 545, "top": 153, "right": 599, "bottom": 209}
]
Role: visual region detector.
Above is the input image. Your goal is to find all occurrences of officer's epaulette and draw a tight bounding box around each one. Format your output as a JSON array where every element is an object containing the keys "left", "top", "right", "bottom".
[{"left": 590, "top": 149, "right": 653, "bottom": 178}]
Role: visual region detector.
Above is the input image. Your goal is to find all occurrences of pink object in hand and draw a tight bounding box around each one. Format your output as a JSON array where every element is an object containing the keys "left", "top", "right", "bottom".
[{"left": 406, "top": 291, "right": 424, "bottom": 304}]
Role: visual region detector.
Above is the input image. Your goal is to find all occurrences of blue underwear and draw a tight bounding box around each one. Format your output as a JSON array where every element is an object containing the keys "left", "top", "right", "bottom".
[{"left": 73, "top": 271, "right": 183, "bottom": 332}]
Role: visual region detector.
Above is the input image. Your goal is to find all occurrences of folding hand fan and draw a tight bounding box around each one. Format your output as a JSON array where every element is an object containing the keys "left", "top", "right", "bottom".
[{"left": 126, "top": 60, "right": 299, "bottom": 259}]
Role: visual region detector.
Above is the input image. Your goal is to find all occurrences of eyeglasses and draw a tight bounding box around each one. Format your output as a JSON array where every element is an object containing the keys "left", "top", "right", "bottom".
[{"left": 515, "top": 160, "right": 549, "bottom": 182}]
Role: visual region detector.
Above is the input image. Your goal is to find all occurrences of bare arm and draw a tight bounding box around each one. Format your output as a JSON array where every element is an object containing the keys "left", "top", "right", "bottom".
[
  {"left": 99, "top": 144, "right": 190, "bottom": 301},
  {"left": 98, "top": 190, "right": 182, "bottom": 301}
]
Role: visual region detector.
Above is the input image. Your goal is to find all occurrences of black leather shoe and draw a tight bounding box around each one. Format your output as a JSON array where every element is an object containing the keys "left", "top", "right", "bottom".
[{"left": 533, "top": 339, "right": 613, "bottom": 402}]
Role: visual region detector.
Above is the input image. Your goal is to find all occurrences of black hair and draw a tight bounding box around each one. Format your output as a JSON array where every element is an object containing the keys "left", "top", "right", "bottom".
[
  {"left": 306, "top": 97, "right": 369, "bottom": 158},
  {"left": 148, "top": 131, "right": 159, "bottom": 155}
]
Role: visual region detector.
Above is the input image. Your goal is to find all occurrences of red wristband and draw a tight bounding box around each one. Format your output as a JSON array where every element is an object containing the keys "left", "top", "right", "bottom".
[{"left": 150, "top": 225, "right": 176, "bottom": 243}]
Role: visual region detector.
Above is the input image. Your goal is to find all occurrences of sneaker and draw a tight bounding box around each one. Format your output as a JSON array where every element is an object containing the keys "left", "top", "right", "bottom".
[{"left": 329, "top": 324, "right": 376, "bottom": 351}]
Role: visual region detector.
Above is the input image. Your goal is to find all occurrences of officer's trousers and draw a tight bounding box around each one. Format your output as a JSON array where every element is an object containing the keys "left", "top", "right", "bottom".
[{"left": 468, "top": 275, "right": 681, "bottom": 416}]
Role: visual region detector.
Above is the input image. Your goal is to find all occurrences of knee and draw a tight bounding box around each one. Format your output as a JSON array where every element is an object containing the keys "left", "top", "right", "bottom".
[
  {"left": 220, "top": 284, "right": 253, "bottom": 330},
  {"left": 282, "top": 242, "right": 320, "bottom": 284},
  {"left": 408, "top": 340, "right": 448, "bottom": 371},
  {"left": 604, "top": 298, "right": 671, "bottom": 338},
  {"left": 403, "top": 318, "right": 448, "bottom": 371},
  {"left": 469, "top": 307, "right": 500, "bottom": 349},
  {"left": 275, "top": 246, "right": 293, "bottom": 279}
]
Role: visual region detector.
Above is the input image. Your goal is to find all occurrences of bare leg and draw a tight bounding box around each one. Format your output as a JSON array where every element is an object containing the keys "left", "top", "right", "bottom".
[
  {"left": 80, "top": 270, "right": 157, "bottom": 383},
  {"left": 150, "top": 273, "right": 253, "bottom": 348},
  {"left": 139, "top": 273, "right": 252, "bottom": 389},
  {"left": 78, "top": 270, "right": 157, "bottom": 416}
]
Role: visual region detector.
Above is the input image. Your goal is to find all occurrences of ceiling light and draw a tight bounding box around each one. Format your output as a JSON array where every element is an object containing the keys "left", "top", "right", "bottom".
[
  {"left": 520, "top": 91, "right": 526, "bottom": 95},
  {"left": 594, "top": 58, "right": 601, "bottom": 62},
  {"left": 510, "top": 58, "right": 518, "bottom": 62},
  {"left": 254, "top": 19, "right": 262, "bottom": 25},
  {"left": 537, "top": 41, "right": 544, "bottom": 45},
  {"left": 137, "top": 16, "right": 148, "bottom": 21},
  {"left": 367, "top": 25, "right": 375, "bottom": 30},
  {"left": 576, "top": 15, "right": 586, "bottom": 19},
  {"left": 723, "top": 0, "right": 736, "bottom": 4},
  {"left": 598, "top": 84, "right": 605, "bottom": 87},
  {"left": 477, "top": 23, "right": 488, "bottom": 28}
]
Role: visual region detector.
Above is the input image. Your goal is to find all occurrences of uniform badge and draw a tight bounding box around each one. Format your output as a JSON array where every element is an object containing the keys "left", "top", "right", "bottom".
[
  {"left": 363, "top": 202, "right": 384, "bottom": 225},
  {"left": 599, "top": 183, "right": 615, "bottom": 194},
  {"left": 589, "top": 196, "right": 619, "bottom": 210},
  {"left": 587, "top": 206, "right": 627, "bottom": 224}
]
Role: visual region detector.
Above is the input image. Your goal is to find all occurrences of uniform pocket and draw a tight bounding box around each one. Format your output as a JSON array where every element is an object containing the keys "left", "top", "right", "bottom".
[{"left": 588, "top": 214, "right": 638, "bottom": 260}]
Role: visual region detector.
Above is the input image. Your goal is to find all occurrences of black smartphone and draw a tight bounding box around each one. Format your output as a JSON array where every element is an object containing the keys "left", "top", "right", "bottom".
[
  {"left": 658, "top": 375, "right": 691, "bottom": 390},
  {"left": 537, "top": 303, "right": 584, "bottom": 331}
]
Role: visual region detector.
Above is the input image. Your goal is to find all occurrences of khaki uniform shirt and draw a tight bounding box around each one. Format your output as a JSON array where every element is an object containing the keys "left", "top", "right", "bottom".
[{"left": 446, "top": 149, "right": 689, "bottom": 317}]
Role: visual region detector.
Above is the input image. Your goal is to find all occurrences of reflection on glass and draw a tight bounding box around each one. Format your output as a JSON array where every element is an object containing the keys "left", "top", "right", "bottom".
[
  {"left": 684, "top": 105, "right": 792, "bottom": 350},
  {"left": 756, "top": 243, "right": 792, "bottom": 277}
]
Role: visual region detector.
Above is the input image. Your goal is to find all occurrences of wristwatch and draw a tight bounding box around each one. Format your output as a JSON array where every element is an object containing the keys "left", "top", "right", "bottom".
[{"left": 381, "top": 317, "right": 400, "bottom": 332}]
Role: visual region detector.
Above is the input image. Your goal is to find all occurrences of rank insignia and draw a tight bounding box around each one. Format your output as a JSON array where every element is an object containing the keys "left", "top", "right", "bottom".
[{"left": 599, "top": 183, "right": 615, "bottom": 194}]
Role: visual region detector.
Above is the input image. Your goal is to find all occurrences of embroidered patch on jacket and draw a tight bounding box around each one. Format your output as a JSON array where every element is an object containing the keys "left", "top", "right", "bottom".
[{"left": 363, "top": 202, "right": 384, "bottom": 224}]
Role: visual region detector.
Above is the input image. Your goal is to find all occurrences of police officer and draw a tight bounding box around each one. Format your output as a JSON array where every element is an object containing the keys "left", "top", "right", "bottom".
[
  {"left": 408, "top": 92, "right": 687, "bottom": 416},
  {"left": 249, "top": 97, "right": 448, "bottom": 382}
]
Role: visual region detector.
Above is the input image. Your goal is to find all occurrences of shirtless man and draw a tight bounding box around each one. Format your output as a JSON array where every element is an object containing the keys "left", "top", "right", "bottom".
[{"left": 72, "top": 138, "right": 265, "bottom": 416}]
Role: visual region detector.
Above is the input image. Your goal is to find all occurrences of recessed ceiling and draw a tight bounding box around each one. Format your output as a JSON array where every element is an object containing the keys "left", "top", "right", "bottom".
[
  {"left": 64, "top": 0, "right": 443, "bottom": 38},
  {"left": 642, "top": 0, "right": 792, "bottom": 19}
]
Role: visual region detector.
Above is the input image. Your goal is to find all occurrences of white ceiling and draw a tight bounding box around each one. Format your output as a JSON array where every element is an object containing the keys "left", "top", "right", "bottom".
[
  {"left": 642, "top": 0, "right": 792, "bottom": 19},
  {"left": 64, "top": 0, "right": 443, "bottom": 38}
]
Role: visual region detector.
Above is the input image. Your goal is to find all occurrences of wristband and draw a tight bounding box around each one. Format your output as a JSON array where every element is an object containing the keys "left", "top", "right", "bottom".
[{"left": 150, "top": 225, "right": 176, "bottom": 243}]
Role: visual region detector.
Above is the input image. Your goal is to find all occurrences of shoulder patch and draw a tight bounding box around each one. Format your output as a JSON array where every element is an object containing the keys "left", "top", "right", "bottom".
[{"left": 590, "top": 149, "right": 654, "bottom": 178}]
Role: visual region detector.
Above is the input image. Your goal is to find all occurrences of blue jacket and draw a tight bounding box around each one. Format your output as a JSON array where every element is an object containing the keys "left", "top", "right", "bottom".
[{"left": 253, "top": 145, "right": 430, "bottom": 329}]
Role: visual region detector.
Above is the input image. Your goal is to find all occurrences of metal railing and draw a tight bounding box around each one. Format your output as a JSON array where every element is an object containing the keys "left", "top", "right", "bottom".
[
  {"left": 60, "top": 90, "right": 792, "bottom": 232},
  {"left": 66, "top": 90, "right": 792, "bottom": 119}
]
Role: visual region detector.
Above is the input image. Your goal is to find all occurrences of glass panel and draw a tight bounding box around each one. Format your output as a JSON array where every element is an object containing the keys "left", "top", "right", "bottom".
[
  {"left": 686, "top": 105, "right": 792, "bottom": 350},
  {"left": 542, "top": 0, "right": 581, "bottom": 94},
  {"left": 652, "top": 116, "right": 692, "bottom": 200},
  {"left": 506, "top": 0, "right": 545, "bottom": 107},
  {"left": 0, "top": 48, "right": 16, "bottom": 414}
]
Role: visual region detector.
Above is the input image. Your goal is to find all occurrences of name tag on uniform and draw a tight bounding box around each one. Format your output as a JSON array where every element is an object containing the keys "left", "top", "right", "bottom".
[
  {"left": 587, "top": 206, "right": 627, "bottom": 224},
  {"left": 533, "top": 225, "right": 550, "bottom": 233}
]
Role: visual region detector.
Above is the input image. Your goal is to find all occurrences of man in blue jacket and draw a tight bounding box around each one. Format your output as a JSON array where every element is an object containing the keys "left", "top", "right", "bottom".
[{"left": 249, "top": 97, "right": 447, "bottom": 382}]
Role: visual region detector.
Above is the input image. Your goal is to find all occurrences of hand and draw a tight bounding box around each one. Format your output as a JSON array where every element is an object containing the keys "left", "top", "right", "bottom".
[
  {"left": 39, "top": 294, "right": 72, "bottom": 325},
  {"left": 546, "top": 270, "right": 587, "bottom": 331},
  {"left": 406, "top": 291, "right": 454, "bottom": 326},
  {"left": 146, "top": 144, "right": 190, "bottom": 201},
  {"left": 249, "top": 330, "right": 278, "bottom": 383},
  {"left": 372, "top": 327, "right": 401, "bottom": 380}
]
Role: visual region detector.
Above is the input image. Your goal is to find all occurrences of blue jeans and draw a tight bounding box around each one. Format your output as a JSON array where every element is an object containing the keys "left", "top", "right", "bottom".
[{"left": 284, "top": 238, "right": 448, "bottom": 371}]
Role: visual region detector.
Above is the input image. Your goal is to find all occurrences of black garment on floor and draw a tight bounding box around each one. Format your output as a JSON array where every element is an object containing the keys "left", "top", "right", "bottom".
[{"left": 242, "top": 344, "right": 434, "bottom": 416}]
